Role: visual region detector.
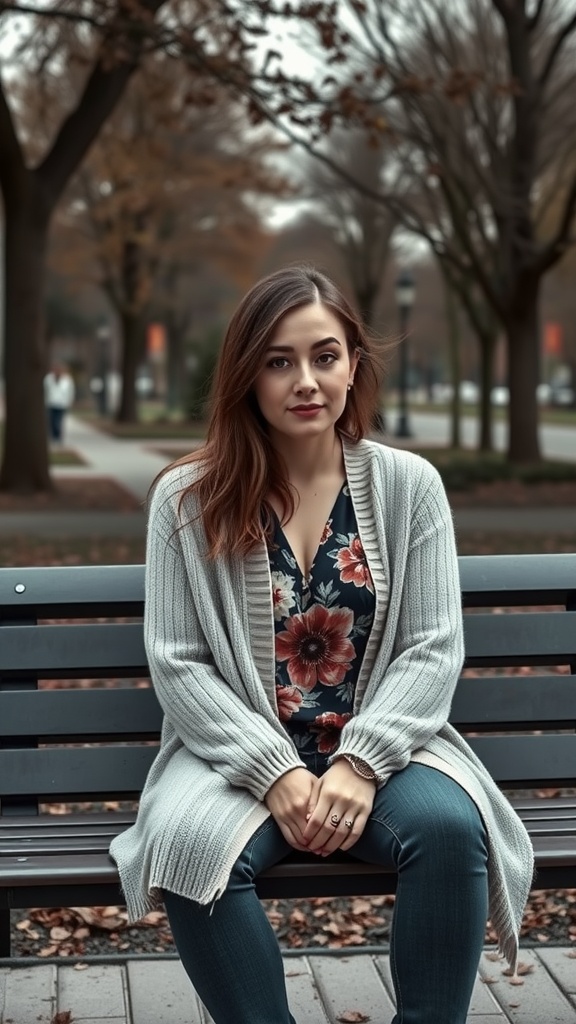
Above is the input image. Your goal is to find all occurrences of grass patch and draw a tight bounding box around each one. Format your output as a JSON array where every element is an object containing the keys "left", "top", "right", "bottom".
[
  {"left": 49, "top": 447, "right": 87, "bottom": 466},
  {"left": 413, "top": 447, "right": 576, "bottom": 490},
  {"left": 0, "top": 426, "right": 86, "bottom": 466},
  {"left": 411, "top": 402, "right": 576, "bottom": 426}
]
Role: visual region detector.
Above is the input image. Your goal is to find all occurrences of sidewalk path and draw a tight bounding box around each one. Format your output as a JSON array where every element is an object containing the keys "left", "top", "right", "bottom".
[
  {"left": 2, "top": 947, "right": 576, "bottom": 1023},
  {"left": 53, "top": 414, "right": 178, "bottom": 503}
]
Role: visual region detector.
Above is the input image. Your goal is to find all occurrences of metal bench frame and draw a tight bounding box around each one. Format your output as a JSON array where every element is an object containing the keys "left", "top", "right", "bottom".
[{"left": 1, "top": 553, "right": 575, "bottom": 957}]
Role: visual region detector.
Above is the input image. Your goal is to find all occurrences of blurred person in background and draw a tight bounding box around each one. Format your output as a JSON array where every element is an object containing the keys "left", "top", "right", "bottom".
[{"left": 44, "top": 361, "right": 75, "bottom": 443}]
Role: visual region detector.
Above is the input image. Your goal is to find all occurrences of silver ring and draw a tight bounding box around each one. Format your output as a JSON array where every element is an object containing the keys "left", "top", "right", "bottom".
[
  {"left": 330, "top": 813, "right": 340, "bottom": 827},
  {"left": 344, "top": 819, "right": 354, "bottom": 830}
]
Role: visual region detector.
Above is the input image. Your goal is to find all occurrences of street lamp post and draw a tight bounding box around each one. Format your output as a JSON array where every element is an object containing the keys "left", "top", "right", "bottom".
[
  {"left": 96, "top": 323, "right": 111, "bottom": 417},
  {"left": 395, "top": 269, "right": 416, "bottom": 438}
]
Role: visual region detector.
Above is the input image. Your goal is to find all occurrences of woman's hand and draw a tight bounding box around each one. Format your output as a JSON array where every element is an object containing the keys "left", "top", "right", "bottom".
[
  {"left": 301, "top": 759, "right": 376, "bottom": 855},
  {"left": 265, "top": 767, "right": 320, "bottom": 851}
]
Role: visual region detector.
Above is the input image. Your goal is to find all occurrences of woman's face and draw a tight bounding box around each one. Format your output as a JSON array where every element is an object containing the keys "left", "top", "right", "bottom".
[{"left": 253, "top": 302, "right": 358, "bottom": 443}]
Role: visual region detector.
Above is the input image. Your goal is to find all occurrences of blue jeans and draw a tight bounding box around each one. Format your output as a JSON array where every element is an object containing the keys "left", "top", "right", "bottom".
[
  {"left": 163, "top": 764, "right": 488, "bottom": 1024},
  {"left": 48, "top": 406, "right": 65, "bottom": 441}
]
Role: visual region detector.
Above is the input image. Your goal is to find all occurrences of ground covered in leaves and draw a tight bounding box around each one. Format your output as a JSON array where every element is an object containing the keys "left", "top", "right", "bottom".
[
  {"left": 0, "top": 478, "right": 141, "bottom": 512},
  {"left": 9, "top": 889, "right": 576, "bottom": 959}
]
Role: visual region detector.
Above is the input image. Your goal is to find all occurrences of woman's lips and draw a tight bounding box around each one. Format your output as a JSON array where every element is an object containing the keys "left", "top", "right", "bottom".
[{"left": 289, "top": 405, "right": 324, "bottom": 417}]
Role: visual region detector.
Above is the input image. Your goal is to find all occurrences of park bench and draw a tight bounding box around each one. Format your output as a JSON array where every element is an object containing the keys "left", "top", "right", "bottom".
[{"left": 0, "top": 553, "right": 575, "bottom": 958}]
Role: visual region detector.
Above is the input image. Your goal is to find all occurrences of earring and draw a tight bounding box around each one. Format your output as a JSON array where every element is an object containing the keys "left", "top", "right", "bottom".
[{"left": 347, "top": 382, "right": 353, "bottom": 390}]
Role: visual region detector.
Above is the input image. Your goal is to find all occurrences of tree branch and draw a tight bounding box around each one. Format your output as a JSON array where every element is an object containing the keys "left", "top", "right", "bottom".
[
  {"left": 37, "top": 0, "right": 166, "bottom": 208},
  {"left": 536, "top": 171, "right": 576, "bottom": 273},
  {"left": 527, "top": 0, "right": 546, "bottom": 32},
  {"left": 539, "top": 12, "right": 576, "bottom": 90}
]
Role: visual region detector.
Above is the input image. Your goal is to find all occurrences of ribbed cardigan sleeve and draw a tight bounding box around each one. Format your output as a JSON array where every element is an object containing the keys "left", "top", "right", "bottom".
[
  {"left": 144, "top": 482, "right": 305, "bottom": 802},
  {"left": 332, "top": 461, "right": 464, "bottom": 784}
]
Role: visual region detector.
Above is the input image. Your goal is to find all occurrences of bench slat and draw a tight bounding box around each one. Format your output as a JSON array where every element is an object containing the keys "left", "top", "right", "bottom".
[
  {"left": 1, "top": 675, "right": 574, "bottom": 739},
  {"left": 0, "top": 623, "right": 147, "bottom": 677},
  {"left": 1, "top": 613, "right": 574, "bottom": 681},
  {"left": 1, "top": 834, "right": 575, "bottom": 895},
  {"left": 458, "top": 552, "right": 576, "bottom": 606},
  {"left": 1, "top": 554, "right": 574, "bottom": 614},
  {"left": 463, "top": 612, "right": 576, "bottom": 665},
  {"left": 0, "top": 564, "right": 145, "bottom": 617},
  {"left": 468, "top": 734, "right": 576, "bottom": 786},
  {"left": 1, "top": 736, "right": 575, "bottom": 798},
  {"left": 0, "top": 688, "right": 161, "bottom": 737},
  {"left": 450, "top": 675, "right": 576, "bottom": 728},
  {"left": 0, "top": 746, "right": 158, "bottom": 798}
]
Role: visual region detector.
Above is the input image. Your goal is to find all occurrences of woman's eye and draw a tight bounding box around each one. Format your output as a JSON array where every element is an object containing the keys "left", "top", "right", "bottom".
[
  {"left": 317, "top": 352, "right": 337, "bottom": 365},
  {"left": 268, "top": 357, "right": 289, "bottom": 369}
]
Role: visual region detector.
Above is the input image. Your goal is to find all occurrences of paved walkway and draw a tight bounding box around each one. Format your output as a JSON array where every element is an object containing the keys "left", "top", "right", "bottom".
[
  {"left": 1, "top": 947, "right": 576, "bottom": 1023},
  {"left": 0, "top": 415, "right": 573, "bottom": 537}
]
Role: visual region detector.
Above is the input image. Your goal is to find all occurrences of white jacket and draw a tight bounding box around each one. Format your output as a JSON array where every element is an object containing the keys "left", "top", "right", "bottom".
[{"left": 44, "top": 372, "right": 75, "bottom": 409}]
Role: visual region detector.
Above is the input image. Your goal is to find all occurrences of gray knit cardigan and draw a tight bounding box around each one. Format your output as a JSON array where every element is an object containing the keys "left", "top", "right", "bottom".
[{"left": 109, "top": 438, "right": 533, "bottom": 968}]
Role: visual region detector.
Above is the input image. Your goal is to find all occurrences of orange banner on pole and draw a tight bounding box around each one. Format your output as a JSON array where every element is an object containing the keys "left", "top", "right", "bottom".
[
  {"left": 543, "top": 322, "right": 563, "bottom": 356},
  {"left": 147, "top": 323, "right": 166, "bottom": 361}
]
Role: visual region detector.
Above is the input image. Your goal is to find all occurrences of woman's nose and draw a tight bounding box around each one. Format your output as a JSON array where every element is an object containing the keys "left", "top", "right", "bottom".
[{"left": 294, "top": 363, "right": 318, "bottom": 391}]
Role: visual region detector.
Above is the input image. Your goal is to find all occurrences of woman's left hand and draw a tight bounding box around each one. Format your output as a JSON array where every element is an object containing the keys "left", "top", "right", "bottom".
[{"left": 301, "top": 759, "right": 376, "bottom": 855}]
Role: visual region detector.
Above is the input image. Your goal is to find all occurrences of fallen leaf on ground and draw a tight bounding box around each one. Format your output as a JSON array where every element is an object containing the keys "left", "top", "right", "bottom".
[
  {"left": 336, "top": 1013, "right": 371, "bottom": 1023},
  {"left": 503, "top": 962, "right": 534, "bottom": 977},
  {"left": 73, "top": 963, "right": 89, "bottom": 971},
  {"left": 51, "top": 1012, "right": 73, "bottom": 1024}
]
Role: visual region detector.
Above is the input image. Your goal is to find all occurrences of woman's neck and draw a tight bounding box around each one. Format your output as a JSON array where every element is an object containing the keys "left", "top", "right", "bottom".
[{"left": 269, "top": 429, "right": 344, "bottom": 487}]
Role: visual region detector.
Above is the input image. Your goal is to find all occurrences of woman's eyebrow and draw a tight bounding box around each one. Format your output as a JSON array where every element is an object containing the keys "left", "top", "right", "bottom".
[{"left": 266, "top": 337, "right": 342, "bottom": 352}]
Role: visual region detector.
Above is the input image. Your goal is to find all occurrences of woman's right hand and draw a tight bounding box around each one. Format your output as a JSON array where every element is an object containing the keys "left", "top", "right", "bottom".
[{"left": 265, "top": 768, "right": 320, "bottom": 851}]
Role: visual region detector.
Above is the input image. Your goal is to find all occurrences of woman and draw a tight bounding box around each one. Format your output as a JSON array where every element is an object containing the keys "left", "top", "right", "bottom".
[{"left": 110, "top": 265, "right": 533, "bottom": 1024}]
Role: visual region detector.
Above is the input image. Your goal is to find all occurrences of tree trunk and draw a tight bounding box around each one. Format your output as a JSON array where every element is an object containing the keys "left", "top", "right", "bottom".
[
  {"left": 0, "top": 207, "right": 52, "bottom": 492},
  {"left": 116, "top": 310, "right": 145, "bottom": 423},
  {"left": 443, "top": 273, "right": 461, "bottom": 449},
  {"left": 166, "top": 317, "right": 186, "bottom": 414},
  {"left": 506, "top": 284, "right": 541, "bottom": 462},
  {"left": 478, "top": 326, "right": 497, "bottom": 453}
]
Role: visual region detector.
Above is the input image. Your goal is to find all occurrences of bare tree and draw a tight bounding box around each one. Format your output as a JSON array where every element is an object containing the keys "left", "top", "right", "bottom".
[{"left": 260, "top": 0, "right": 576, "bottom": 461}]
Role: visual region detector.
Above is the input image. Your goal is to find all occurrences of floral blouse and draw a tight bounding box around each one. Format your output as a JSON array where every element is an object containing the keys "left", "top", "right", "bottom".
[{"left": 270, "top": 482, "right": 375, "bottom": 774}]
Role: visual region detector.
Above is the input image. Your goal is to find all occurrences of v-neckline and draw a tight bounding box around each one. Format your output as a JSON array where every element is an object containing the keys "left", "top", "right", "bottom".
[{"left": 273, "top": 481, "right": 346, "bottom": 584}]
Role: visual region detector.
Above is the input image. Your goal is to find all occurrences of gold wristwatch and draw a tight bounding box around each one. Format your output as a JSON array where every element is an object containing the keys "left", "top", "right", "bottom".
[{"left": 338, "top": 754, "right": 377, "bottom": 781}]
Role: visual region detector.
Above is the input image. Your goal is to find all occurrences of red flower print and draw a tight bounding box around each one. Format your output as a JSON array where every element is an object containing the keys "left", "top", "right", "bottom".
[
  {"left": 319, "top": 520, "right": 333, "bottom": 545},
  {"left": 336, "top": 537, "right": 374, "bottom": 592},
  {"left": 310, "top": 711, "right": 352, "bottom": 754},
  {"left": 276, "top": 684, "right": 303, "bottom": 722},
  {"left": 275, "top": 605, "right": 355, "bottom": 691}
]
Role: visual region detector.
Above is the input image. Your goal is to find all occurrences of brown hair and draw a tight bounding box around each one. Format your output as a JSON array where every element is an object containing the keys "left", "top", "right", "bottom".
[{"left": 155, "top": 264, "right": 383, "bottom": 558}]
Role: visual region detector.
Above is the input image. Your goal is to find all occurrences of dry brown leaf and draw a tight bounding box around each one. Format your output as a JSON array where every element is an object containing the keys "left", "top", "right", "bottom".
[
  {"left": 503, "top": 962, "right": 534, "bottom": 977},
  {"left": 51, "top": 1012, "right": 73, "bottom": 1024},
  {"left": 73, "top": 963, "right": 89, "bottom": 971},
  {"left": 101, "top": 906, "right": 123, "bottom": 918},
  {"left": 289, "top": 909, "right": 307, "bottom": 926},
  {"left": 509, "top": 977, "right": 525, "bottom": 986},
  {"left": 336, "top": 1012, "right": 371, "bottom": 1023},
  {"left": 140, "top": 910, "right": 165, "bottom": 926},
  {"left": 16, "top": 919, "right": 31, "bottom": 931},
  {"left": 351, "top": 899, "right": 372, "bottom": 915},
  {"left": 70, "top": 907, "right": 125, "bottom": 930},
  {"left": 39, "top": 945, "right": 58, "bottom": 957},
  {"left": 50, "top": 927, "right": 72, "bottom": 942}
]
